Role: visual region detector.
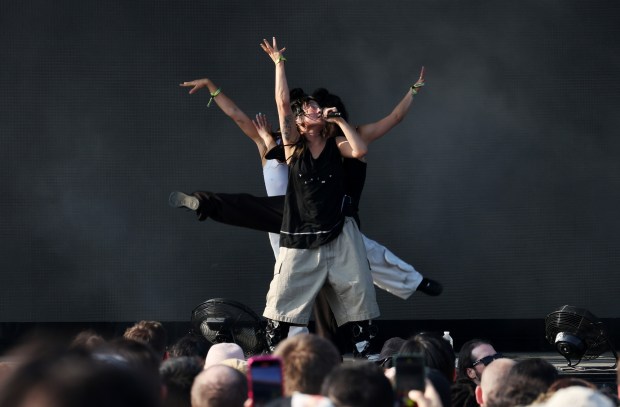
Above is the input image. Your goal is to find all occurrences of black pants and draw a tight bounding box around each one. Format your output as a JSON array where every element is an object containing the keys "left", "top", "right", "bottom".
[
  {"left": 193, "top": 191, "right": 283, "bottom": 233},
  {"left": 192, "top": 190, "right": 350, "bottom": 353}
]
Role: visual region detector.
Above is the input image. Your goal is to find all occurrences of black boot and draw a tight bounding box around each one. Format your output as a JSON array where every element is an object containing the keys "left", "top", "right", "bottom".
[
  {"left": 349, "top": 320, "right": 378, "bottom": 359},
  {"left": 265, "top": 319, "right": 291, "bottom": 352}
]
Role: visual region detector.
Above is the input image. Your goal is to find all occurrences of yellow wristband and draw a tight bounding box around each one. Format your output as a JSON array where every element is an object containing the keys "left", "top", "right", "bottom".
[
  {"left": 276, "top": 56, "right": 287, "bottom": 65},
  {"left": 410, "top": 82, "right": 424, "bottom": 96},
  {"left": 207, "top": 87, "right": 222, "bottom": 108}
]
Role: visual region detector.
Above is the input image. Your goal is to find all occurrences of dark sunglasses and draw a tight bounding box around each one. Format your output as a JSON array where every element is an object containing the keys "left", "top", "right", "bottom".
[{"left": 471, "top": 353, "right": 504, "bottom": 367}]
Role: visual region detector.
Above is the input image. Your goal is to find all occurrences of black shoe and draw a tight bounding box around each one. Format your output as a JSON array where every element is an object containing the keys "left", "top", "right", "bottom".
[
  {"left": 417, "top": 278, "right": 443, "bottom": 296},
  {"left": 169, "top": 191, "right": 199, "bottom": 211}
]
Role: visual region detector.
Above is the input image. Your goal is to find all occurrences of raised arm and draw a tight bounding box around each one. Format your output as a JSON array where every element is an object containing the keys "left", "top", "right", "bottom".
[
  {"left": 180, "top": 78, "right": 268, "bottom": 158},
  {"left": 357, "top": 66, "right": 425, "bottom": 144},
  {"left": 260, "top": 37, "right": 300, "bottom": 162}
]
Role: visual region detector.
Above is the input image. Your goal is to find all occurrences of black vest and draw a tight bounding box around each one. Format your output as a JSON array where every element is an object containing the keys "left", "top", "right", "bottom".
[{"left": 280, "top": 137, "right": 345, "bottom": 249}]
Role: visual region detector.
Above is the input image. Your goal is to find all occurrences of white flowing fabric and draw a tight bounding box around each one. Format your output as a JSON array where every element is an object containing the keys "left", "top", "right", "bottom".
[{"left": 263, "top": 158, "right": 424, "bottom": 300}]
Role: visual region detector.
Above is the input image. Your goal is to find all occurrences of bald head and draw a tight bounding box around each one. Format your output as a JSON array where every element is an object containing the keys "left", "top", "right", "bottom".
[
  {"left": 476, "top": 358, "right": 516, "bottom": 406},
  {"left": 191, "top": 365, "right": 248, "bottom": 407}
]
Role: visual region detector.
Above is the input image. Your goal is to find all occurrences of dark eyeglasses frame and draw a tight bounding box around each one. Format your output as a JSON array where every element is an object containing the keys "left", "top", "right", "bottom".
[{"left": 471, "top": 353, "right": 504, "bottom": 367}]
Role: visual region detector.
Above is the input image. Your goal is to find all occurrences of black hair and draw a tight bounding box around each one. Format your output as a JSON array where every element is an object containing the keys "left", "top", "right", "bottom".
[
  {"left": 312, "top": 88, "right": 349, "bottom": 121},
  {"left": 159, "top": 356, "right": 203, "bottom": 407},
  {"left": 286, "top": 87, "right": 351, "bottom": 159},
  {"left": 321, "top": 362, "right": 394, "bottom": 407},
  {"left": 168, "top": 332, "right": 211, "bottom": 360},
  {"left": 456, "top": 338, "right": 493, "bottom": 379},
  {"left": 290, "top": 95, "right": 317, "bottom": 118},
  {"left": 399, "top": 332, "right": 455, "bottom": 383}
]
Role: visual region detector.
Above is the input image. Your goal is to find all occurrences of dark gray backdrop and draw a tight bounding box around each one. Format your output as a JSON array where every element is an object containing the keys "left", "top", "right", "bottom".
[{"left": 1, "top": 1, "right": 619, "bottom": 322}]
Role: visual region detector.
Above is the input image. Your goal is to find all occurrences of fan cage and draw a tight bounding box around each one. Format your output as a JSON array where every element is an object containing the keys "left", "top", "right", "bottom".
[
  {"left": 545, "top": 307, "right": 611, "bottom": 361},
  {"left": 191, "top": 298, "right": 268, "bottom": 358}
]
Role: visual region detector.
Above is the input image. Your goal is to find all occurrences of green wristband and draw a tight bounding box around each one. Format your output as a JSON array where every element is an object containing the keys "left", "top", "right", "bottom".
[
  {"left": 410, "top": 82, "right": 424, "bottom": 96},
  {"left": 207, "top": 87, "right": 222, "bottom": 108}
]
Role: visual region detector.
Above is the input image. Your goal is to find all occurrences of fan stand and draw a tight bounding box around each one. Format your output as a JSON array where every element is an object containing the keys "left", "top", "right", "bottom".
[{"left": 559, "top": 347, "right": 618, "bottom": 371}]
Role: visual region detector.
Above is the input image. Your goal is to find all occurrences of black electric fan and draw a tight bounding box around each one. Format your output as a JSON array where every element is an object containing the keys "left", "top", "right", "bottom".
[
  {"left": 191, "top": 298, "right": 268, "bottom": 358},
  {"left": 545, "top": 305, "right": 617, "bottom": 368}
]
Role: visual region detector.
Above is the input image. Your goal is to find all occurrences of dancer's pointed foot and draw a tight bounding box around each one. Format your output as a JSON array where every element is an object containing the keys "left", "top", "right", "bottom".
[
  {"left": 169, "top": 191, "right": 199, "bottom": 211},
  {"left": 417, "top": 278, "right": 443, "bottom": 296}
]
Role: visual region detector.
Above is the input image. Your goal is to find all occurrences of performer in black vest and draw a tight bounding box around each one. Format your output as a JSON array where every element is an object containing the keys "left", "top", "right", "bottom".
[{"left": 259, "top": 37, "right": 380, "bottom": 353}]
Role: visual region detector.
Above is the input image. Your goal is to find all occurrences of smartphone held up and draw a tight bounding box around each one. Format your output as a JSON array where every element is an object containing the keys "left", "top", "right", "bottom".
[
  {"left": 247, "top": 355, "right": 284, "bottom": 407},
  {"left": 394, "top": 353, "right": 426, "bottom": 407}
]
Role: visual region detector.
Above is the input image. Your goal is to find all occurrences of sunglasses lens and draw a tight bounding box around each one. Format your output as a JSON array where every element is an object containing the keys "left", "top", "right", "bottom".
[
  {"left": 474, "top": 353, "right": 504, "bottom": 367},
  {"left": 481, "top": 356, "right": 494, "bottom": 365}
]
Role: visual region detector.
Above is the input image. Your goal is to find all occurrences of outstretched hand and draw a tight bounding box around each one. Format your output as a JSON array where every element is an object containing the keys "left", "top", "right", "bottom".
[
  {"left": 252, "top": 113, "right": 272, "bottom": 136},
  {"left": 411, "top": 66, "right": 426, "bottom": 94},
  {"left": 179, "top": 78, "right": 210, "bottom": 95},
  {"left": 416, "top": 66, "right": 425, "bottom": 86},
  {"left": 260, "top": 37, "right": 287, "bottom": 64}
]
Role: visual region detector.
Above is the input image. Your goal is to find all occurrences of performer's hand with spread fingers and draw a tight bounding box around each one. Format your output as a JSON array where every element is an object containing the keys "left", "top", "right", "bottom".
[
  {"left": 252, "top": 113, "right": 277, "bottom": 153},
  {"left": 260, "top": 37, "right": 287, "bottom": 65}
]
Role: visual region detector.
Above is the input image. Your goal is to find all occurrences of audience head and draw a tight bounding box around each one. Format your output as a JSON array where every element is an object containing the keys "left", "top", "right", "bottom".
[
  {"left": 475, "top": 357, "right": 516, "bottom": 406},
  {"left": 399, "top": 332, "right": 456, "bottom": 383},
  {"left": 533, "top": 386, "right": 615, "bottom": 407},
  {"left": 321, "top": 362, "right": 394, "bottom": 407},
  {"left": 168, "top": 333, "right": 211, "bottom": 363},
  {"left": 483, "top": 358, "right": 559, "bottom": 407},
  {"left": 457, "top": 339, "right": 500, "bottom": 384},
  {"left": 217, "top": 358, "right": 248, "bottom": 375},
  {"left": 548, "top": 377, "right": 597, "bottom": 393},
  {"left": 191, "top": 364, "right": 248, "bottom": 407},
  {"left": 507, "top": 357, "right": 558, "bottom": 389},
  {"left": 273, "top": 333, "right": 341, "bottom": 396},
  {"left": 377, "top": 337, "right": 406, "bottom": 368},
  {"left": 487, "top": 374, "right": 550, "bottom": 407},
  {"left": 160, "top": 356, "right": 204, "bottom": 407},
  {"left": 0, "top": 349, "right": 160, "bottom": 407},
  {"left": 204, "top": 343, "right": 245, "bottom": 370},
  {"left": 101, "top": 337, "right": 163, "bottom": 394},
  {"left": 123, "top": 320, "right": 168, "bottom": 359},
  {"left": 70, "top": 329, "right": 106, "bottom": 351}
]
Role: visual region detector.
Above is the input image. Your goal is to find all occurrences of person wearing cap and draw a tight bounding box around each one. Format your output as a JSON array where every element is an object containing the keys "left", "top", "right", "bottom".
[
  {"left": 204, "top": 343, "right": 245, "bottom": 370},
  {"left": 375, "top": 337, "right": 406, "bottom": 369}
]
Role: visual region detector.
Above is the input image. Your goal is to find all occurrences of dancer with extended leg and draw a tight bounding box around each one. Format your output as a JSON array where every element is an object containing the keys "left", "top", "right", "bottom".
[
  {"left": 171, "top": 74, "right": 440, "bottom": 300},
  {"left": 170, "top": 44, "right": 438, "bottom": 352}
]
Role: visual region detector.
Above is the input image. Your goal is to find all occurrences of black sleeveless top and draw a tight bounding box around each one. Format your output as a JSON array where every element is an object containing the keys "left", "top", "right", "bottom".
[{"left": 280, "top": 137, "right": 345, "bottom": 249}]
